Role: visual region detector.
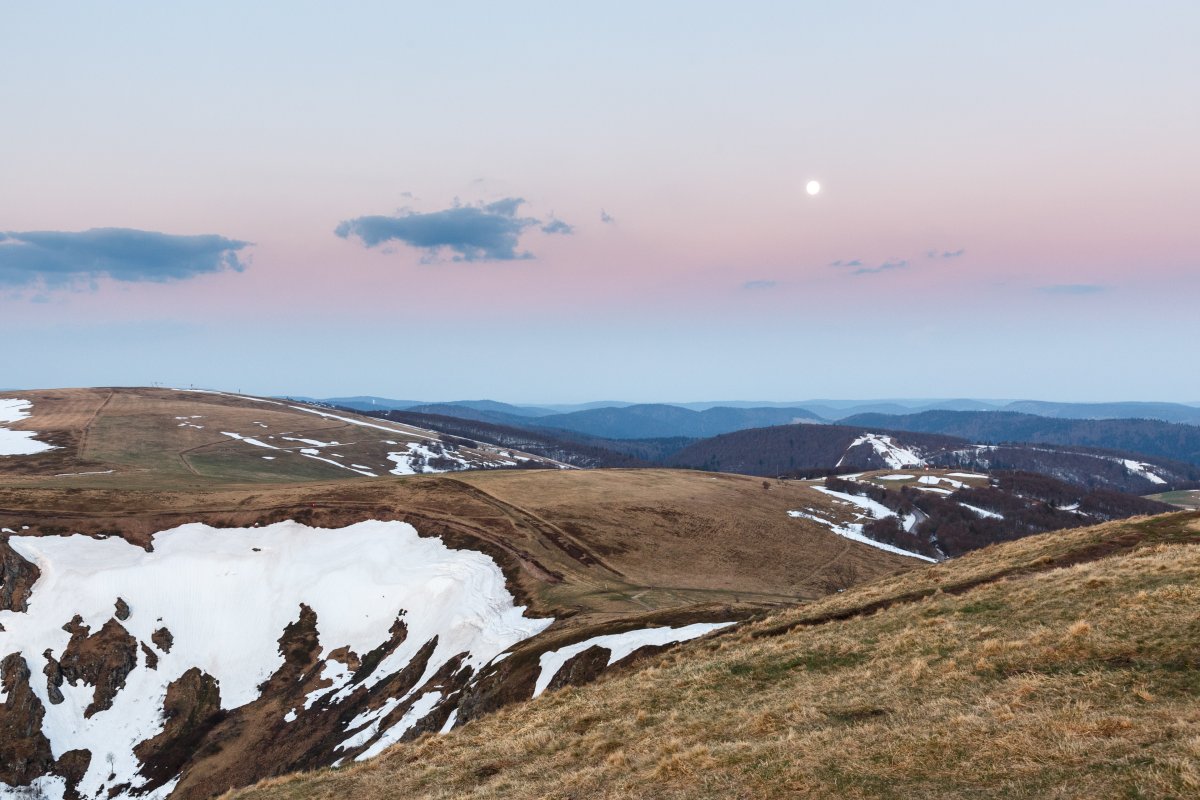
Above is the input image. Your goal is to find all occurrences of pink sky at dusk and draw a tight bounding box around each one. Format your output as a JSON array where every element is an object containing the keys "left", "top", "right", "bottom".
[{"left": 2, "top": 2, "right": 1198, "bottom": 400}]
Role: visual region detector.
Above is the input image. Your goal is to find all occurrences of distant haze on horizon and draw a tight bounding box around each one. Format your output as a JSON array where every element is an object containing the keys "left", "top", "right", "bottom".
[{"left": 3, "top": 2, "right": 1197, "bottom": 402}]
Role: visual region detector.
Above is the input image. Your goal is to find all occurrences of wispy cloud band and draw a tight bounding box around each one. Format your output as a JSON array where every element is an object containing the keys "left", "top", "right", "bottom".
[
  {"left": 0, "top": 228, "right": 250, "bottom": 289},
  {"left": 1038, "top": 283, "right": 1107, "bottom": 295},
  {"left": 336, "top": 198, "right": 572, "bottom": 262}
]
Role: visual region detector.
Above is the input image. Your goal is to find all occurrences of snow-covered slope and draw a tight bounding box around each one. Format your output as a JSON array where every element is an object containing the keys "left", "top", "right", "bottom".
[
  {"left": 0, "top": 521, "right": 553, "bottom": 800},
  {"left": 836, "top": 433, "right": 926, "bottom": 470},
  {"left": 0, "top": 398, "right": 57, "bottom": 457}
]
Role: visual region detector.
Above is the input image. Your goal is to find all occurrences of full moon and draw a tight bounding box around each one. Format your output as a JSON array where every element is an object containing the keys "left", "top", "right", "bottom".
[{"left": 806, "top": 180, "right": 821, "bottom": 196}]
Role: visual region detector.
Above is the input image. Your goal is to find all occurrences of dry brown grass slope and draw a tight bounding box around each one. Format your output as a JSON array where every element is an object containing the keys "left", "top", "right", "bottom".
[
  {"left": 0, "top": 467, "right": 917, "bottom": 625},
  {"left": 226, "top": 511, "right": 1200, "bottom": 800},
  {"left": 0, "top": 387, "right": 563, "bottom": 487}
]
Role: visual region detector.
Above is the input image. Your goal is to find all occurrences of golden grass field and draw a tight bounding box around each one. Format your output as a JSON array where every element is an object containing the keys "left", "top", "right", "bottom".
[
  {"left": 223, "top": 511, "right": 1200, "bottom": 800},
  {"left": 0, "top": 387, "right": 563, "bottom": 487}
]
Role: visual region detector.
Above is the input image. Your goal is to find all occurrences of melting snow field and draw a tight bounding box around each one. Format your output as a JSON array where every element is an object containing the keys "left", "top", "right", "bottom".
[
  {"left": 0, "top": 520, "right": 553, "bottom": 800},
  {"left": 387, "top": 441, "right": 473, "bottom": 475},
  {"left": 791, "top": 484, "right": 936, "bottom": 562},
  {"left": 1121, "top": 459, "right": 1167, "bottom": 485},
  {"left": 837, "top": 433, "right": 925, "bottom": 470},
  {"left": 812, "top": 486, "right": 896, "bottom": 520},
  {"left": 532, "top": 623, "right": 736, "bottom": 698},
  {"left": 0, "top": 398, "right": 57, "bottom": 456}
]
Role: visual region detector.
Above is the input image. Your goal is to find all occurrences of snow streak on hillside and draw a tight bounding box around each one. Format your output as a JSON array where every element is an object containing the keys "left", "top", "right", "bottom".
[
  {"left": 0, "top": 398, "right": 57, "bottom": 456},
  {"left": 0, "top": 521, "right": 553, "bottom": 800},
  {"left": 177, "top": 389, "right": 569, "bottom": 475},
  {"left": 789, "top": 482, "right": 936, "bottom": 563},
  {"left": 532, "top": 623, "right": 736, "bottom": 698}
]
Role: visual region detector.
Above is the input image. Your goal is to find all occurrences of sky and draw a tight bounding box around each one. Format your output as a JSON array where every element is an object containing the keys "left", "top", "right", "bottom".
[{"left": 2, "top": 1, "right": 1198, "bottom": 402}]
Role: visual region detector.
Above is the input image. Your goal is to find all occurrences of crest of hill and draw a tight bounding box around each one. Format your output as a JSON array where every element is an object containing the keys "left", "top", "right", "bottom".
[
  {"left": 226, "top": 510, "right": 1200, "bottom": 800},
  {"left": 842, "top": 409, "right": 1200, "bottom": 466},
  {"left": 325, "top": 397, "right": 557, "bottom": 417},
  {"left": 365, "top": 410, "right": 689, "bottom": 468},
  {"left": 401, "top": 403, "right": 825, "bottom": 440},
  {"left": 667, "top": 424, "right": 960, "bottom": 476},
  {"left": 665, "top": 422, "right": 1200, "bottom": 492},
  {"left": 0, "top": 387, "right": 564, "bottom": 489},
  {"left": 1001, "top": 400, "right": 1200, "bottom": 425}
]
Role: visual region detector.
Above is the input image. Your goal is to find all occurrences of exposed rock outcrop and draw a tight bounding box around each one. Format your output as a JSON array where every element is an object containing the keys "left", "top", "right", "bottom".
[
  {"left": 545, "top": 644, "right": 613, "bottom": 693},
  {"left": 151, "top": 627, "right": 173, "bottom": 653},
  {"left": 0, "top": 540, "right": 39, "bottom": 613},
  {"left": 133, "top": 668, "right": 224, "bottom": 793},
  {"left": 0, "top": 653, "right": 56, "bottom": 786},
  {"left": 58, "top": 616, "right": 139, "bottom": 717}
]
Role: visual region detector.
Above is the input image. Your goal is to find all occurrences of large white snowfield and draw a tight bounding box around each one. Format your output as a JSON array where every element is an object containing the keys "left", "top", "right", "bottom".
[{"left": 0, "top": 520, "right": 553, "bottom": 800}]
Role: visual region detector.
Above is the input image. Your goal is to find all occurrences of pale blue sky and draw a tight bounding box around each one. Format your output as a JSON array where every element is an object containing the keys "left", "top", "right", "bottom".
[{"left": 3, "top": 2, "right": 1198, "bottom": 401}]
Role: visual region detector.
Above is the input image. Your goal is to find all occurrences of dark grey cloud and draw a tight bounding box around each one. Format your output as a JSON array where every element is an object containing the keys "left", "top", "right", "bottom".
[
  {"left": 541, "top": 218, "right": 574, "bottom": 235},
  {"left": 830, "top": 259, "right": 863, "bottom": 268},
  {"left": 742, "top": 279, "right": 777, "bottom": 290},
  {"left": 1038, "top": 283, "right": 1107, "bottom": 295},
  {"left": 336, "top": 198, "right": 571, "bottom": 262},
  {"left": 0, "top": 228, "right": 250, "bottom": 288},
  {"left": 926, "top": 248, "right": 966, "bottom": 259}
]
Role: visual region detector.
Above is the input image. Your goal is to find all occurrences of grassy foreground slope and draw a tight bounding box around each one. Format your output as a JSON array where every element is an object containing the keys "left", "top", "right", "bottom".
[{"left": 229, "top": 511, "right": 1200, "bottom": 800}]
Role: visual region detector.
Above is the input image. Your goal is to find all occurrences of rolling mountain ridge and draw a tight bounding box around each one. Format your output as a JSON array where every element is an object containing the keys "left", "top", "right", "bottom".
[{"left": 842, "top": 410, "right": 1200, "bottom": 466}]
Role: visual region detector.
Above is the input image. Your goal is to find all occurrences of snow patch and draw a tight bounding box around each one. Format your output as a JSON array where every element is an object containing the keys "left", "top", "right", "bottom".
[
  {"left": 837, "top": 433, "right": 925, "bottom": 470},
  {"left": 960, "top": 503, "right": 1004, "bottom": 520},
  {"left": 918, "top": 475, "right": 965, "bottom": 489},
  {"left": 1121, "top": 459, "right": 1167, "bottom": 485},
  {"left": 280, "top": 436, "right": 342, "bottom": 448},
  {"left": 300, "top": 451, "right": 378, "bottom": 477},
  {"left": 533, "top": 623, "right": 736, "bottom": 698},
  {"left": 0, "top": 398, "right": 58, "bottom": 456},
  {"left": 222, "top": 431, "right": 280, "bottom": 450},
  {"left": 387, "top": 442, "right": 470, "bottom": 476},
  {"left": 812, "top": 486, "right": 894, "bottom": 520}
]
